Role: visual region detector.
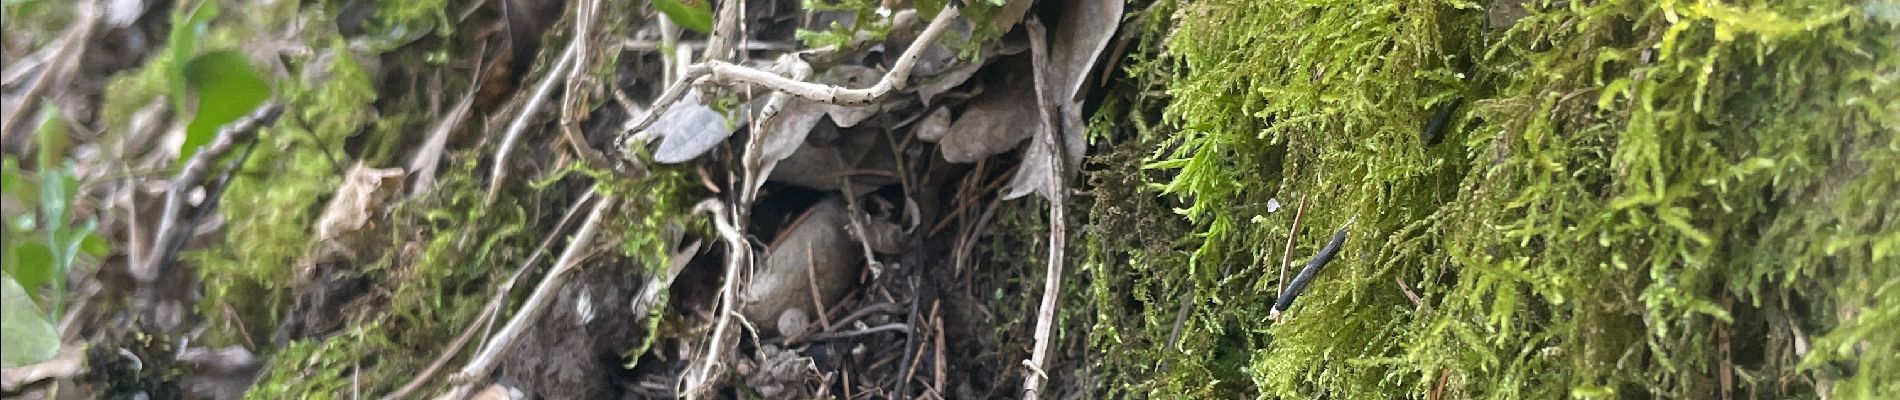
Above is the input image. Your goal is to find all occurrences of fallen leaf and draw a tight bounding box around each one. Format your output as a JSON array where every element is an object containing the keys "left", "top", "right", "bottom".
[
  {"left": 937, "top": 83, "right": 1038, "bottom": 163},
  {"left": 915, "top": 61, "right": 982, "bottom": 106},
  {"left": 1, "top": 275, "right": 58, "bottom": 368},
  {"left": 649, "top": 89, "right": 737, "bottom": 164},
  {"left": 304, "top": 163, "right": 405, "bottom": 283},
  {"left": 313, "top": 164, "right": 407, "bottom": 243},
  {"left": 768, "top": 123, "right": 899, "bottom": 195},
  {"left": 1047, "top": 0, "right": 1124, "bottom": 103},
  {"left": 1002, "top": 1, "right": 1122, "bottom": 200}
]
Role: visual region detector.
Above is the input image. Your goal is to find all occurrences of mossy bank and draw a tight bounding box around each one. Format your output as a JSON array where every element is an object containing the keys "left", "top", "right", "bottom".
[{"left": 1082, "top": 0, "right": 1898, "bottom": 398}]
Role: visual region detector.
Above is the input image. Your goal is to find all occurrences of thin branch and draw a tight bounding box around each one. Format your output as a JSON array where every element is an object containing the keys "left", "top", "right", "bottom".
[
  {"left": 804, "top": 323, "right": 913, "bottom": 342},
  {"left": 133, "top": 102, "right": 284, "bottom": 283},
  {"left": 1277, "top": 196, "right": 1309, "bottom": 298},
  {"left": 484, "top": 41, "right": 579, "bottom": 205},
  {"left": 1, "top": 346, "right": 86, "bottom": 392},
  {"left": 702, "top": 0, "right": 746, "bottom": 63},
  {"left": 559, "top": 0, "right": 615, "bottom": 171},
  {"left": 621, "top": 39, "right": 799, "bottom": 52},
  {"left": 615, "top": 6, "right": 963, "bottom": 159},
  {"left": 0, "top": 0, "right": 100, "bottom": 140},
  {"left": 804, "top": 244, "right": 833, "bottom": 332},
  {"left": 386, "top": 190, "right": 598, "bottom": 400},
  {"left": 439, "top": 195, "right": 616, "bottom": 399},
  {"left": 681, "top": 198, "right": 751, "bottom": 399},
  {"left": 1021, "top": 18, "right": 1071, "bottom": 400}
]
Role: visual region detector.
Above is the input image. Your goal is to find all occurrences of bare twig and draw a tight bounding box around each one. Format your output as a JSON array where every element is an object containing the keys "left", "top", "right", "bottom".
[
  {"left": 933, "top": 306, "right": 947, "bottom": 397},
  {"left": 681, "top": 198, "right": 751, "bottom": 399},
  {"left": 0, "top": 0, "right": 100, "bottom": 140},
  {"left": 838, "top": 179, "right": 886, "bottom": 278},
  {"left": 386, "top": 191, "right": 599, "bottom": 400},
  {"left": 559, "top": 0, "right": 614, "bottom": 170},
  {"left": 616, "top": 6, "right": 963, "bottom": 158},
  {"left": 1021, "top": 18, "right": 1071, "bottom": 400},
  {"left": 134, "top": 102, "right": 284, "bottom": 283},
  {"left": 484, "top": 41, "right": 579, "bottom": 205},
  {"left": 1, "top": 346, "right": 86, "bottom": 392},
  {"left": 621, "top": 40, "right": 799, "bottom": 52},
  {"left": 805, "top": 245, "right": 833, "bottom": 332},
  {"left": 702, "top": 0, "right": 746, "bottom": 63},
  {"left": 1396, "top": 277, "right": 1431, "bottom": 313},
  {"left": 1277, "top": 196, "right": 1309, "bottom": 298},
  {"left": 804, "top": 323, "right": 913, "bottom": 341},
  {"left": 439, "top": 195, "right": 617, "bottom": 399}
]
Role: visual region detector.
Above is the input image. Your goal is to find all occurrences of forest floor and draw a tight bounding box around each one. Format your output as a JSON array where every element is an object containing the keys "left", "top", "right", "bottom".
[{"left": 2, "top": 0, "right": 1896, "bottom": 399}]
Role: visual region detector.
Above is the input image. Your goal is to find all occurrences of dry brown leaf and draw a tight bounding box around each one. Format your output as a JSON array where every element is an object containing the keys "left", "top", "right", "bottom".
[
  {"left": 1003, "top": 0, "right": 1123, "bottom": 200},
  {"left": 313, "top": 163, "right": 406, "bottom": 242}
]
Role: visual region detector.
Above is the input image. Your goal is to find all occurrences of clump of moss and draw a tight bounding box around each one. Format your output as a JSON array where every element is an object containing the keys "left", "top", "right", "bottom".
[{"left": 1085, "top": 0, "right": 1897, "bottom": 397}]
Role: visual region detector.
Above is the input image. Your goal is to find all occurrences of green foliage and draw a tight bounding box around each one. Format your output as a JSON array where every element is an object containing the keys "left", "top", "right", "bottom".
[
  {"left": 1, "top": 275, "right": 59, "bottom": 367},
  {"left": 1086, "top": 0, "right": 1898, "bottom": 397},
  {"left": 191, "top": 37, "right": 377, "bottom": 346},
  {"left": 180, "top": 50, "right": 274, "bottom": 160},
  {"left": 653, "top": 0, "right": 714, "bottom": 33},
  {"left": 795, "top": 0, "right": 888, "bottom": 49},
  {"left": 166, "top": 0, "right": 219, "bottom": 111},
  {"left": 1, "top": 109, "right": 109, "bottom": 368}
]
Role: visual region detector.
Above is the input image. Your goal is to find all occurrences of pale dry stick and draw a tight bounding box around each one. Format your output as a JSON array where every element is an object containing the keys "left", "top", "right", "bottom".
[
  {"left": 621, "top": 40, "right": 799, "bottom": 52},
  {"left": 804, "top": 323, "right": 912, "bottom": 341},
  {"left": 557, "top": 0, "right": 615, "bottom": 170},
  {"left": 702, "top": 0, "right": 746, "bottom": 63},
  {"left": 135, "top": 103, "right": 285, "bottom": 284},
  {"left": 1, "top": 346, "right": 86, "bottom": 392},
  {"left": 484, "top": 41, "right": 579, "bottom": 205},
  {"left": 1021, "top": 19, "right": 1072, "bottom": 400},
  {"left": 0, "top": 0, "right": 99, "bottom": 140},
  {"left": 837, "top": 178, "right": 886, "bottom": 277},
  {"left": 438, "top": 195, "right": 617, "bottom": 400},
  {"left": 901, "top": 300, "right": 940, "bottom": 394},
  {"left": 0, "top": 44, "right": 53, "bottom": 85},
  {"left": 933, "top": 308, "right": 947, "bottom": 397},
  {"left": 681, "top": 198, "right": 751, "bottom": 399},
  {"left": 737, "top": 56, "right": 812, "bottom": 205},
  {"left": 385, "top": 191, "right": 598, "bottom": 400},
  {"left": 1278, "top": 196, "right": 1310, "bottom": 298},
  {"left": 805, "top": 245, "right": 834, "bottom": 332},
  {"left": 616, "top": 6, "right": 963, "bottom": 151}
]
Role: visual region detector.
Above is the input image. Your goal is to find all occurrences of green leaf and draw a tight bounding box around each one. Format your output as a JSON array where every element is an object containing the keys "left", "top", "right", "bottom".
[
  {"left": 1, "top": 274, "right": 59, "bottom": 367},
  {"left": 80, "top": 232, "right": 108, "bottom": 259},
  {"left": 168, "top": 0, "right": 220, "bottom": 110},
  {"left": 33, "top": 105, "right": 68, "bottom": 173},
  {"left": 653, "top": 0, "right": 713, "bottom": 33},
  {"left": 0, "top": 156, "right": 32, "bottom": 204},
  {"left": 8, "top": 242, "right": 54, "bottom": 296},
  {"left": 180, "top": 50, "right": 272, "bottom": 161}
]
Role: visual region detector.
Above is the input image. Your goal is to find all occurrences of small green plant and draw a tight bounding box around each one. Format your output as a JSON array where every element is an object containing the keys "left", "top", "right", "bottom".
[{"left": 1, "top": 109, "right": 108, "bottom": 367}]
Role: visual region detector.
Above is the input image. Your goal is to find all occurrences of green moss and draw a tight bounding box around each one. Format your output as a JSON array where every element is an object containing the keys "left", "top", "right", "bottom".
[{"left": 1086, "top": 0, "right": 1897, "bottom": 397}]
